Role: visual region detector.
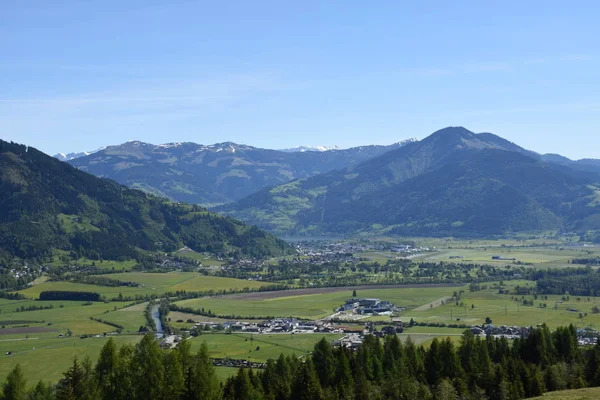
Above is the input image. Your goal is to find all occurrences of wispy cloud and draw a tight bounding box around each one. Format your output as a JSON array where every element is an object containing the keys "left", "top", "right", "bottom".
[{"left": 0, "top": 73, "right": 303, "bottom": 118}]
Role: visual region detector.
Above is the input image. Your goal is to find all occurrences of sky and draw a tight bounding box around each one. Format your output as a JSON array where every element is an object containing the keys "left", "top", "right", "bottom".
[{"left": 1, "top": 1, "right": 599, "bottom": 159}]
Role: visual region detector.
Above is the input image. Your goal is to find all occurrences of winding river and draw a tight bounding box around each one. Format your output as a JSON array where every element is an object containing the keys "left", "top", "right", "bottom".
[{"left": 151, "top": 304, "right": 164, "bottom": 338}]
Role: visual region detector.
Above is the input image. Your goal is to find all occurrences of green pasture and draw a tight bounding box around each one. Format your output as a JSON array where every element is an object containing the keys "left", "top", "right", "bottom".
[
  {"left": 214, "top": 367, "right": 238, "bottom": 382},
  {"left": 531, "top": 387, "right": 600, "bottom": 399},
  {"left": 47, "top": 254, "right": 137, "bottom": 271},
  {"left": 415, "top": 247, "right": 593, "bottom": 268},
  {"left": 189, "top": 333, "right": 343, "bottom": 362},
  {"left": 0, "top": 335, "right": 142, "bottom": 387},
  {"left": 407, "top": 282, "right": 600, "bottom": 329},
  {"left": 99, "top": 302, "right": 149, "bottom": 333},
  {"left": 17, "top": 272, "right": 274, "bottom": 300},
  {"left": 0, "top": 299, "right": 130, "bottom": 335},
  {"left": 175, "top": 286, "right": 463, "bottom": 319}
]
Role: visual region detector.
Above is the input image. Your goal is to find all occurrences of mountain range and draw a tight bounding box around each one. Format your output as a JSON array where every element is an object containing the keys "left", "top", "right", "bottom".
[
  {"left": 217, "top": 127, "right": 600, "bottom": 237},
  {"left": 0, "top": 139, "right": 289, "bottom": 263},
  {"left": 62, "top": 139, "right": 416, "bottom": 205}
]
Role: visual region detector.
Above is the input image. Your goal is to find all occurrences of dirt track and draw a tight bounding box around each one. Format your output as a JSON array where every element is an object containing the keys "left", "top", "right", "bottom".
[{"left": 227, "top": 283, "right": 462, "bottom": 301}]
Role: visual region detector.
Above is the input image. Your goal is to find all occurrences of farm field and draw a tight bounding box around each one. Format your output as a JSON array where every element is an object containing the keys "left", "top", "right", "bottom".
[
  {"left": 406, "top": 281, "right": 600, "bottom": 329},
  {"left": 408, "top": 237, "right": 600, "bottom": 269},
  {"left": 0, "top": 332, "right": 343, "bottom": 387},
  {"left": 0, "top": 300, "right": 125, "bottom": 335},
  {"left": 16, "top": 272, "right": 274, "bottom": 299},
  {"left": 0, "top": 335, "right": 142, "bottom": 387},
  {"left": 214, "top": 367, "right": 237, "bottom": 382},
  {"left": 174, "top": 285, "right": 464, "bottom": 320},
  {"left": 188, "top": 333, "right": 344, "bottom": 362}
]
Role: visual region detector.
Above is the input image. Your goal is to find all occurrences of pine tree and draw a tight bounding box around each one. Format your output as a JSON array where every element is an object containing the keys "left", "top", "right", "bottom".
[
  {"left": 232, "top": 368, "right": 256, "bottom": 400},
  {"left": 27, "top": 381, "right": 54, "bottom": 400},
  {"left": 435, "top": 379, "right": 458, "bottom": 400},
  {"left": 291, "top": 359, "right": 323, "bottom": 400},
  {"left": 425, "top": 338, "right": 441, "bottom": 386},
  {"left": 56, "top": 358, "right": 84, "bottom": 400},
  {"left": 132, "top": 334, "right": 165, "bottom": 400},
  {"left": 2, "top": 364, "right": 27, "bottom": 400},
  {"left": 113, "top": 344, "right": 135, "bottom": 400},
  {"left": 182, "top": 342, "right": 221, "bottom": 400},
  {"left": 95, "top": 338, "right": 119, "bottom": 400},
  {"left": 162, "top": 350, "right": 184, "bottom": 399},
  {"left": 334, "top": 348, "right": 354, "bottom": 400},
  {"left": 312, "top": 338, "right": 336, "bottom": 388}
]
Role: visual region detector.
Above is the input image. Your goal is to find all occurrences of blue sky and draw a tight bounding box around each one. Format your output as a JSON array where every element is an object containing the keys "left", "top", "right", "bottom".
[{"left": 1, "top": 1, "right": 599, "bottom": 159}]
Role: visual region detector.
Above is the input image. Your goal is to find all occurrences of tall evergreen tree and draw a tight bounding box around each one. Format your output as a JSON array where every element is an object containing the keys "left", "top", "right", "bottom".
[
  {"left": 291, "top": 360, "right": 323, "bottom": 400},
  {"left": 132, "top": 334, "right": 165, "bottom": 400},
  {"left": 312, "top": 338, "right": 336, "bottom": 388},
  {"left": 2, "top": 364, "right": 27, "bottom": 400},
  {"left": 95, "top": 338, "right": 119, "bottom": 400},
  {"left": 27, "top": 381, "right": 54, "bottom": 400}
]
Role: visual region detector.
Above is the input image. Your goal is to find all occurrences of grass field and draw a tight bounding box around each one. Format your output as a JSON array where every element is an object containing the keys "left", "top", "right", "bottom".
[
  {"left": 406, "top": 281, "right": 600, "bottom": 329},
  {"left": 0, "top": 332, "right": 342, "bottom": 387},
  {"left": 0, "top": 299, "right": 123, "bottom": 335},
  {"left": 408, "top": 236, "right": 600, "bottom": 269},
  {"left": 17, "top": 272, "right": 274, "bottom": 300},
  {"left": 175, "top": 286, "right": 463, "bottom": 320},
  {"left": 0, "top": 335, "right": 142, "bottom": 387},
  {"left": 531, "top": 387, "right": 600, "bottom": 399},
  {"left": 188, "top": 333, "right": 343, "bottom": 362}
]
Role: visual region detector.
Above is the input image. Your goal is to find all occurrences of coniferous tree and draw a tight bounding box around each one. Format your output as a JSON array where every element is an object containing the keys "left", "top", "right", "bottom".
[
  {"left": 2, "top": 364, "right": 27, "bottom": 400},
  {"left": 132, "top": 334, "right": 165, "bottom": 400},
  {"left": 162, "top": 351, "right": 184, "bottom": 400},
  {"left": 312, "top": 338, "right": 336, "bottom": 388},
  {"left": 56, "top": 359, "right": 85, "bottom": 400},
  {"left": 291, "top": 359, "right": 323, "bottom": 400},
  {"left": 27, "top": 381, "right": 54, "bottom": 400},
  {"left": 95, "top": 338, "right": 119, "bottom": 400}
]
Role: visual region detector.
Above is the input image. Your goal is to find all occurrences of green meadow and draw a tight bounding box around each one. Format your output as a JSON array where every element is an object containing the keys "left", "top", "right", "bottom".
[
  {"left": 189, "top": 333, "right": 344, "bottom": 362},
  {"left": 174, "top": 286, "right": 462, "bottom": 320},
  {"left": 0, "top": 335, "right": 142, "bottom": 387},
  {"left": 17, "top": 272, "right": 274, "bottom": 299},
  {"left": 406, "top": 281, "right": 600, "bottom": 329}
]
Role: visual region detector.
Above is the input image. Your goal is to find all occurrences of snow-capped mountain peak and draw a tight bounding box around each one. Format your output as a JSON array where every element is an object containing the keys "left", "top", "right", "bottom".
[
  {"left": 279, "top": 145, "right": 340, "bottom": 153},
  {"left": 53, "top": 147, "right": 106, "bottom": 161}
]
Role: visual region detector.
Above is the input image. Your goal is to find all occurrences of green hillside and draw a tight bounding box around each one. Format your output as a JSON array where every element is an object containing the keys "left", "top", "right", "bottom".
[
  {"left": 0, "top": 140, "right": 289, "bottom": 264},
  {"left": 218, "top": 127, "right": 600, "bottom": 237}
]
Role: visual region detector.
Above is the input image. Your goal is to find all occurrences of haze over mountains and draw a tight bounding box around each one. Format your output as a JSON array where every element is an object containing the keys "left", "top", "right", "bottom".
[{"left": 61, "top": 139, "right": 416, "bottom": 205}]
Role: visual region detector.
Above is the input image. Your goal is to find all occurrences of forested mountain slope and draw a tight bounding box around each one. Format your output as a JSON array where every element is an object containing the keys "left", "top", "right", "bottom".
[
  {"left": 218, "top": 127, "right": 600, "bottom": 237},
  {"left": 0, "top": 140, "right": 289, "bottom": 264}
]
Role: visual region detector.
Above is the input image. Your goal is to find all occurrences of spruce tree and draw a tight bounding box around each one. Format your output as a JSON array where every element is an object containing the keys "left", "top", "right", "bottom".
[
  {"left": 2, "top": 364, "right": 27, "bottom": 400},
  {"left": 312, "top": 338, "right": 336, "bottom": 388},
  {"left": 95, "top": 338, "right": 119, "bottom": 400}
]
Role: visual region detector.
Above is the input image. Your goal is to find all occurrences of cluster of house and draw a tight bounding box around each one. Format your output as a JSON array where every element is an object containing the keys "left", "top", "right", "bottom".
[
  {"left": 294, "top": 240, "right": 431, "bottom": 259},
  {"left": 191, "top": 318, "right": 345, "bottom": 335},
  {"left": 576, "top": 329, "right": 600, "bottom": 346},
  {"left": 334, "top": 334, "right": 364, "bottom": 349},
  {"left": 212, "top": 358, "right": 266, "bottom": 369},
  {"left": 339, "top": 298, "right": 403, "bottom": 315},
  {"left": 470, "top": 325, "right": 531, "bottom": 339}
]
